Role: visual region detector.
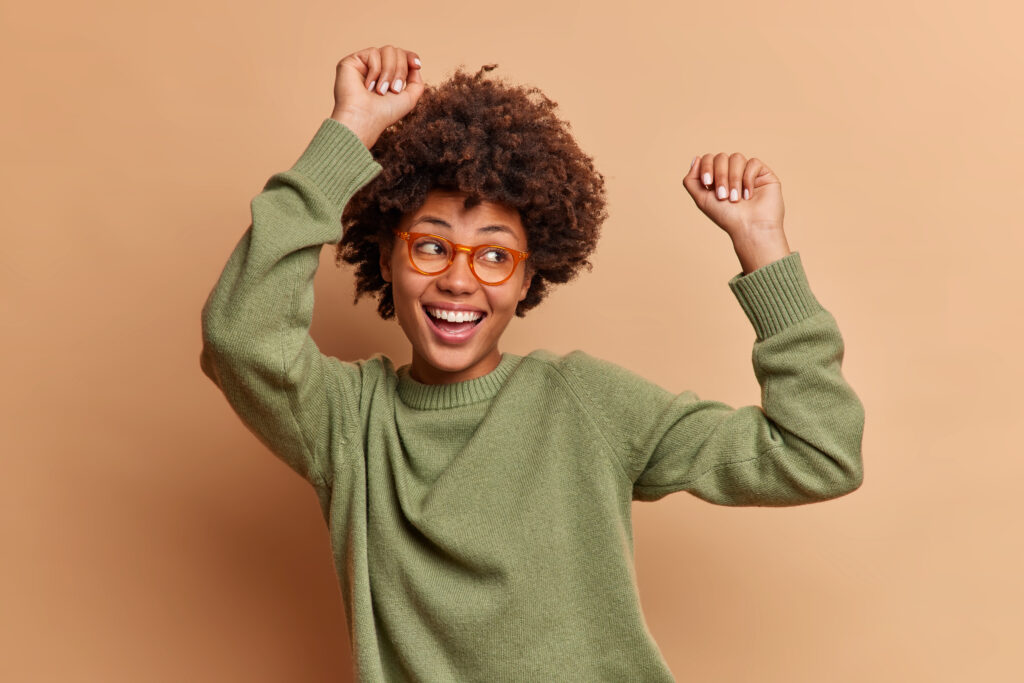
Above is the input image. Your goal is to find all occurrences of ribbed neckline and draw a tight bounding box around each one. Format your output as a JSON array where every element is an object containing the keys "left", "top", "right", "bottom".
[{"left": 396, "top": 353, "right": 523, "bottom": 410}]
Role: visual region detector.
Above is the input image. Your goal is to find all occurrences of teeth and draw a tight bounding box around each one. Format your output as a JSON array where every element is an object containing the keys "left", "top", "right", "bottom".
[{"left": 427, "top": 306, "right": 482, "bottom": 323}]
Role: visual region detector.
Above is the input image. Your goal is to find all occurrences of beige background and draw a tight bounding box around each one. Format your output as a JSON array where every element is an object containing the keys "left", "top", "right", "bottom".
[{"left": 3, "top": 0, "right": 1021, "bottom": 680}]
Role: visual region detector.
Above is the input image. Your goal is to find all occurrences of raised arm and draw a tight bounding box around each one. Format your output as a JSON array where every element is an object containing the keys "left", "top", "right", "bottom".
[
  {"left": 199, "top": 119, "right": 382, "bottom": 488},
  {"left": 558, "top": 154, "right": 864, "bottom": 506},
  {"left": 561, "top": 251, "right": 864, "bottom": 506},
  {"left": 199, "top": 46, "right": 424, "bottom": 488}
]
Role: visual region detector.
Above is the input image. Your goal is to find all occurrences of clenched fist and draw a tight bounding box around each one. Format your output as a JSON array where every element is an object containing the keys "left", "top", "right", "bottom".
[
  {"left": 330, "top": 45, "right": 425, "bottom": 149},
  {"left": 682, "top": 153, "right": 791, "bottom": 274}
]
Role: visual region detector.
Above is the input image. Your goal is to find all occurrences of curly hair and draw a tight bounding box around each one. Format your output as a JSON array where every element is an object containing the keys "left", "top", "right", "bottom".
[{"left": 335, "top": 63, "right": 608, "bottom": 318}]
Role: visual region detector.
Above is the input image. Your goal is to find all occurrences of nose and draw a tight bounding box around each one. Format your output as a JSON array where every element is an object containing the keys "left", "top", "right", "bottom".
[{"left": 435, "top": 247, "right": 478, "bottom": 295}]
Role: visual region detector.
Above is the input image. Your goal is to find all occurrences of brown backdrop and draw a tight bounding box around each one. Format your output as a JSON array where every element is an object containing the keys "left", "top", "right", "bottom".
[{"left": 3, "top": 0, "right": 1021, "bottom": 680}]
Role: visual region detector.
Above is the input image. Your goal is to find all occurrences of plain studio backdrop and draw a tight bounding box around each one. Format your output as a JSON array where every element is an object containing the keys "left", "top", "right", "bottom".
[{"left": 2, "top": 1, "right": 1021, "bottom": 681}]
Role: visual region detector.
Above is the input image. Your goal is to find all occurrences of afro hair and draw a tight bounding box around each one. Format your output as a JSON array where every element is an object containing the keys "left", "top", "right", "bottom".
[{"left": 335, "top": 63, "right": 608, "bottom": 318}]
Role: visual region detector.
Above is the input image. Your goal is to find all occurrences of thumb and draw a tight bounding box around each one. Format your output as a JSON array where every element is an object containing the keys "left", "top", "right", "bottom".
[
  {"left": 403, "top": 79, "right": 425, "bottom": 104},
  {"left": 403, "top": 66, "right": 426, "bottom": 105},
  {"left": 390, "top": 78, "right": 425, "bottom": 120},
  {"left": 681, "top": 155, "right": 706, "bottom": 203}
]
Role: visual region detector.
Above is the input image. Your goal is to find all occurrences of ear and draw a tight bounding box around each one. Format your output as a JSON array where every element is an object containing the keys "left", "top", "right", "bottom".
[{"left": 379, "top": 242, "right": 392, "bottom": 283}]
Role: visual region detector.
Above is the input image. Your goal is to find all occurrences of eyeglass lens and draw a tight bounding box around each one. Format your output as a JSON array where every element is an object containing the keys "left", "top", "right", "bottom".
[{"left": 410, "top": 235, "right": 515, "bottom": 284}]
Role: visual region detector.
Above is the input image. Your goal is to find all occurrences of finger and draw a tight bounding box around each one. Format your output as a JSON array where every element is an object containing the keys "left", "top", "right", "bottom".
[
  {"left": 685, "top": 154, "right": 701, "bottom": 180},
  {"left": 754, "top": 159, "right": 778, "bottom": 187},
  {"left": 344, "top": 51, "right": 369, "bottom": 78},
  {"left": 728, "top": 153, "right": 745, "bottom": 203},
  {"left": 742, "top": 158, "right": 763, "bottom": 200},
  {"left": 699, "top": 155, "right": 714, "bottom": 190},
  {"left": 405, "top": 51, "right": 422, "bottom": 86},
  {"left": 407, "top": 58, "right": 424, "bottom": 85},
  {"left": 377, "top": 45, "right": 397, "bottom": 95},
  {"left": 392, "top": 48, "right": 410, "bottom": 93},
  {"left": 364, "top": 48, "right": 382, "bottom": 92},
  {"left": 681, "top": 154, "right": 703, "bottom": 197},
  {"left": 713, "top": 153, "right": 729, "bottom": 201}
]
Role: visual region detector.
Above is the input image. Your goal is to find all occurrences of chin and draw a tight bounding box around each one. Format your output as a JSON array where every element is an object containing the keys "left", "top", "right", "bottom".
[
  {"left": 409, "top": 332, "right": 502, "bottom": 384},
  {"left": 423, "top": 344, "right": 493, "bottom": 372}
]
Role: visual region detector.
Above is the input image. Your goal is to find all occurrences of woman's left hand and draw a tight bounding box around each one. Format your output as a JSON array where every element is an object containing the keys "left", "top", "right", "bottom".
[{"left": 682, "top": 153, "right": 785, "bottom": 240}]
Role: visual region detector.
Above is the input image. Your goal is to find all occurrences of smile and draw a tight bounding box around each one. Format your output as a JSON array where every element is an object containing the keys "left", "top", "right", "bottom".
[
  {"left": 422, "top": 305, "right": 486, "bottom": 344},
  {"left": 425, "top": 306, "right": 483, "bottom": 323}
]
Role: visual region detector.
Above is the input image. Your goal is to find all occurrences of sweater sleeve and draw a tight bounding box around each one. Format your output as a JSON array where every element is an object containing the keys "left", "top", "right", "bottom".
[
  {"left": 563, "top": 251, "right": 865, "bottom": 506},
  {"left": 199, "top": 118, "right": 383, "bottom": 489}
]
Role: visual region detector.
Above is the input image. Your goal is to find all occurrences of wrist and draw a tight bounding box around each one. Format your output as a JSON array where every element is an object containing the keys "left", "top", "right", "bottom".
[
  {"left": 330, "top": 111, "right": 379, "bottom": 150},
  {"left": 731, "top": 225, "right": 791, "bottom": 275}
]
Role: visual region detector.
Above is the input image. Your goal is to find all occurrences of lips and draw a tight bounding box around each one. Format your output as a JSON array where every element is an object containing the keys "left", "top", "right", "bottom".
[{"left": 422, "top": 305, "right": 485, "bottom": 344}]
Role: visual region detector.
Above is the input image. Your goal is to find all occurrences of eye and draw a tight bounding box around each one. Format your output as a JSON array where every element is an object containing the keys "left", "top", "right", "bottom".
[
  {"left": 414, "top": 238, "right": 448, "bottom": 256},
  {"left": 479, "top": 247, "right": 510, "bottom": 264}
]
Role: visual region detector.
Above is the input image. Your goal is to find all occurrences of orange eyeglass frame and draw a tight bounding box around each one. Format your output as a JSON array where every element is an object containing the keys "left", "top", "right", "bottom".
[{"left": 392, "top": 230, "right": 530, "bottom": 286}]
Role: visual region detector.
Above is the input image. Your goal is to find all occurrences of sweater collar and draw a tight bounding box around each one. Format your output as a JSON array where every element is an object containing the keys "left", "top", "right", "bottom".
[{"left": 396, "top": 353, "right": 522, "bottom": 410}]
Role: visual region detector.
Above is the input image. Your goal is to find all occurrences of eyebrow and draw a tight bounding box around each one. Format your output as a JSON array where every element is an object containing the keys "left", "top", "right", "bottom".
[{"left": 411, "top": 215, "right": 517, "bottom": 238}]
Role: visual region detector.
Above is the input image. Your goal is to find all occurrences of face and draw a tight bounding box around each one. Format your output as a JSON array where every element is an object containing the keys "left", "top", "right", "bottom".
[{"left": 380, "top": 190, "right": 533, "bottom": 385}]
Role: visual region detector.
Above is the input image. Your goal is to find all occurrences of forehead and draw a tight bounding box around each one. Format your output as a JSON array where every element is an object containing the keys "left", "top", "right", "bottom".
[{"left": 402, "top": 190, "right": 526, "bottom": 242}]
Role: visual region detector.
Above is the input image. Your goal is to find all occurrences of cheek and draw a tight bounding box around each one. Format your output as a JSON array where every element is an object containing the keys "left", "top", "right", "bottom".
[
  {"left": 489, "top": 284, "right": 523, "bottom": 316},
  {"left": 390, "top": 267, "right": 427, "bottom": 314}
]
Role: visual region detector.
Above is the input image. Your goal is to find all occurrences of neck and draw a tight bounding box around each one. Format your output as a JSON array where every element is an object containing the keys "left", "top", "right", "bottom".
[{"left": 409, "top": 348, "right": 502, "bottom": 385}]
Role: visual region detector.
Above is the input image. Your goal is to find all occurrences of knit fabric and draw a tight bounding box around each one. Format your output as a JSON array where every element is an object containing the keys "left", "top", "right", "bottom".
[{"left": 199, "top": 118, "right": 865, "bottom": 681}]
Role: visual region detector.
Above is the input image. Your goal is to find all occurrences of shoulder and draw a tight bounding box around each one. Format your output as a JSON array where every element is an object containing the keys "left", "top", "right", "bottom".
[
  {"left": 517, "top": 349, "right": 669, "bottom": 397},
  {"left": 521, "top": 348, "right": 612, "bottom": 368},
  {"left": 518, "top": 348, "right": 604, "bottom": 377},
  {"left": 351, "top": 352, "right": 397, "bottom": 374},
  {"left": 326, "top": 352, "right": 401, "bottom": 394}
]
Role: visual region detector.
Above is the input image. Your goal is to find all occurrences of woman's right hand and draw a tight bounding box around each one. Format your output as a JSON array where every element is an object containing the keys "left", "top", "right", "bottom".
[{"left": 330, "top": 45, "right": 424, "bottom": 150}]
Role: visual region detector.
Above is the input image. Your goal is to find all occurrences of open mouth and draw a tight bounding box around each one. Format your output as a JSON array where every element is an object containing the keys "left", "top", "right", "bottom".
[{"left": 422, "top": 305, "right": 486, "bottom": 340}]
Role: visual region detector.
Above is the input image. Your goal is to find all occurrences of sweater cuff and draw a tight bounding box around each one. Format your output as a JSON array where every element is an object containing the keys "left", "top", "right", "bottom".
[
  {"left": 727, "top": 251, "right": 824, "bottom": 341},
  {"left": 290, "top": 118, "right": 383, "bottom": 211}
]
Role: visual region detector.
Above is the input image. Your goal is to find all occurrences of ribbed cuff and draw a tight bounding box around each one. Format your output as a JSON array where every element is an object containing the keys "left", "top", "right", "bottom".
[
  {"left": 727, "top": 251, "right": 824, "bottom": 341},
  {"left": 290, "top": 118, "right": 383, "bottom": 211},
  {"left": 397, "top": 353, "right": 523, "bottom": 410}
]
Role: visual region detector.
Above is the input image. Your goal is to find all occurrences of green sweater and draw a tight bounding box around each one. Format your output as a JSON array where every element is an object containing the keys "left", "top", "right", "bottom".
[{"left": 199, "top": 118, "right": 865, "bottom": 682}]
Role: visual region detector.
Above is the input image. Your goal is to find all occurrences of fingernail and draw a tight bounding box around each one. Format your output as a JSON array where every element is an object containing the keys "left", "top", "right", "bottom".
[
  {"left": 717, "top": 185, "right": 727, "bottom": 199},
  {"left": 368, "top": 80, "right": 376, "bottom": 91},
  {"left": 690, "top": 156, "right": 696, "bottom": 169},
  {"left": 703, "top": 172, "right": 712, "bottom": 186},
  {"left": 730, "top": 188, "right": 738, "bottom": 201},
  {"left": 743, "top": 188, "right": 750, "bottom": 200},
  {"left": 413, "top": 57, "right": 421, "bottom": 67},
  {"left": 393, "top": 79, "right": 403, "bottom": 92},
  {"left": 379, "top": 80, "right": 389, "bottom": 94}
]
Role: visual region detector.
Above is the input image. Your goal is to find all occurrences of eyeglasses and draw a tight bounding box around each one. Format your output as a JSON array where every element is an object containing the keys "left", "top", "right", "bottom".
[{"left": 392, "top": 230, "right": 530, "bottom": 286}]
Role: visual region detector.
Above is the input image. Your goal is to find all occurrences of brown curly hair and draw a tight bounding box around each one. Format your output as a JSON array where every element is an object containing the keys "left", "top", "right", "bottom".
[{"left": 335, "top": 63, "right": 608, "bottom": 318}]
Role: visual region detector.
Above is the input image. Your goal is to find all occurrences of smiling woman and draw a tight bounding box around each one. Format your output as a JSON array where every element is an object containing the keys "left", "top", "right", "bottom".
[
  {"left": 380, "top": 189, "right": 534, "bottom": 384},
  {"left": 335, "top": 61, "right": 606, "bottom": 385},
  {"left": 335, "top": 62, "right": 607, "bottom": 320},
  {"left": 199, "top": 44, "right": 865, "bottom": 682}
]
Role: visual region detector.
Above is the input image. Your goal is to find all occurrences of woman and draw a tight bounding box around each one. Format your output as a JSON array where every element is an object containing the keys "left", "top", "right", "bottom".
[{"left": 200, "top": 45, "right": 864, "bottom": 682}]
